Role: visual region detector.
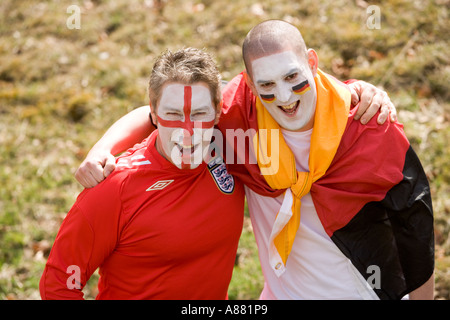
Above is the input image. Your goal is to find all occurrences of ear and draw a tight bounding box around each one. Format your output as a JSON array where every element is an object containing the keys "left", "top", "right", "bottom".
[
  {"left": 149, "top": 100, "right": 158, "bottom": 127},
  {"left": 214, "top": 100, "right": 223, "bottom": 125},
  {"left": 150, "top": 112, "right": 157, "bottom": 126},
  {"left": 307, "top": 49, "right": 319, "bottom": 77},
  {"left": 243, "top": 70, "right": 259, "bottom": 97}
]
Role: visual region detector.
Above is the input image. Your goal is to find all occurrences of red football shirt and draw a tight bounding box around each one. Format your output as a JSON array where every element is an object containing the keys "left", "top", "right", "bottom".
[{"left": 40, "top": 130, "right": 245, "bottom": 300}]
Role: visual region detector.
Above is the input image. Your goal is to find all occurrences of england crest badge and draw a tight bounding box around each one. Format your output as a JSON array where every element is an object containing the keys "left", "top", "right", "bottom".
[{"left": 207, "top": 156, "right": 235, "bottom": 194}]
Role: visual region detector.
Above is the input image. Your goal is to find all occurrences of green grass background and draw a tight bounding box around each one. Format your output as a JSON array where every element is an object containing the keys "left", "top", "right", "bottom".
[{"left": 0, "top": 0, "right": 448, "bottom": 299}]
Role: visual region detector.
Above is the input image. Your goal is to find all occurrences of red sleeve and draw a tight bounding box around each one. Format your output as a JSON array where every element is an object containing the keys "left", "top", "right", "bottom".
[{"left": 39, "top": 174, "right": 126, "bottom": 299}]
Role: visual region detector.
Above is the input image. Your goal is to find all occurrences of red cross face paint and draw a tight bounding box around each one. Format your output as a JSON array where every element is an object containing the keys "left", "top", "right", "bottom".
[{"left": 156, "top": 82, "right": 216, "bottom": 169}]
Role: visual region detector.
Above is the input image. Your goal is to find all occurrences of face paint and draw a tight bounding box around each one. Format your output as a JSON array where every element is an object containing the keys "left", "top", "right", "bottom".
[
  {"left": 259, "top": 80, "right": 310, "bottom": 103},
  {"left": 260, "top": 94, "right": 276, "bottom": 103},
  {"left": 251, "top": 50, "right": 316, "bottom": 131},
  {"left": 156, "top": 86, "right": 215, "bottom": 135},
  {"left": 156, "top": 83, "right": 216, "bottom": 169},
  {"left": 292, "top": 80, "right": 310, "bottom": 95}
]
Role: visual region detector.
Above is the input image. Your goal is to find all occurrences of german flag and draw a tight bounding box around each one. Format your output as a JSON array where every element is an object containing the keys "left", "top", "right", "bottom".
[
  {"left": 260, "top": 94, "right": 275, "bottom": 103},
  {"left": 292, "top": 80, "right": 311, "bottom": 95},
  {"left": 311, "top": 109, "right": 434, "bottom": 300}
]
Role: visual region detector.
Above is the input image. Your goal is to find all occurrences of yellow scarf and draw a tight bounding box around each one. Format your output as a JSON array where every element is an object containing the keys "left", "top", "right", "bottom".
[{"left": 254, "top": 69, "right": 351, "bottom": 275}]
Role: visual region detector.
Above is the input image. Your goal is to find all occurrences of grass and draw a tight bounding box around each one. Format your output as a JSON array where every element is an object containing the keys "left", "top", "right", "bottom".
[{"left": 0, "top": 0, "right": 448, "bottom": 299}]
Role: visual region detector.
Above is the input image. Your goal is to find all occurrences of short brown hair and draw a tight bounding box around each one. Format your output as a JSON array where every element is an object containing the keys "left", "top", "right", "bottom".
[{"left": 149, "top": 47, "right": 222, "bottom": 112}]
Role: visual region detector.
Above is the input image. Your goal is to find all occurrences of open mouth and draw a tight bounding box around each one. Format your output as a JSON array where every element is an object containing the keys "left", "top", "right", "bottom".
[
  {"left": 175, "top": 143, "right": 198, "bottom": 156},
  {"left": 278, "top": 100, "right": 300, "bottom": 117}
]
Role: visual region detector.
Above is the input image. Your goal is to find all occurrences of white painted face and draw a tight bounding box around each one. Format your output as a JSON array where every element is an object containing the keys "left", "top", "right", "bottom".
[
  {"left": 156, "top": 82, "right": 216, "bottom": 169},
  {"left": 251, "top": 50, "right": 316, "bottom": 131}
]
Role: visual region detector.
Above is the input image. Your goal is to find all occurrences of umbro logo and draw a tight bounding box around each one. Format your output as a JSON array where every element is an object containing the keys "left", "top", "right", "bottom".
[{"left": 146, "top": 180, "right": 174, "bottom": 191}]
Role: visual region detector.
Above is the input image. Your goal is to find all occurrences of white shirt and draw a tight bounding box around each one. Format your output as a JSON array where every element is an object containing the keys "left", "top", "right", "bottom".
[{"left": 246, "top": 128, "right": 378, "bottom": 300}]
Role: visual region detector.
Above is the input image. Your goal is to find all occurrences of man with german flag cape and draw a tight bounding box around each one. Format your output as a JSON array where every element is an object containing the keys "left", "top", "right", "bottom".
[{"left": 218, "top": 20, "right": 434, "bottom": 299}]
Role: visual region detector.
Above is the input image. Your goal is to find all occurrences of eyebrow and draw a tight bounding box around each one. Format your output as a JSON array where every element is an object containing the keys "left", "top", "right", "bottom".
[
  {"left": 256, "top": 68, "right": 301, "bottom": 84},
  {"left": 284, "top": 68, "right": 300, "bottom": 78},
  {"left": 191, "top": 106, "right": 211, "bottom": 112},
  {"left": 161, "top": 106, "right": 183, "bottom": 113},
  {"left": 256, "top": 79, "right": 274, "bottom": 85},
  {"left": 161, "top": 106, "right": 211, "bottom": 113}
]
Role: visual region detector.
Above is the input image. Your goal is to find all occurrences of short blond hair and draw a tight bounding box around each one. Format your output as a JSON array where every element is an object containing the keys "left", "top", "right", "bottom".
[{"left": 149, "top": 47, "right": 222, "bottom": 112}]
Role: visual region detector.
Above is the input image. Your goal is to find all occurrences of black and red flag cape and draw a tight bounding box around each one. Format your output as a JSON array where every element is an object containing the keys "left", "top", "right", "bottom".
[{"left": 218, "top": 73, "right": 434, "bottom": 300}]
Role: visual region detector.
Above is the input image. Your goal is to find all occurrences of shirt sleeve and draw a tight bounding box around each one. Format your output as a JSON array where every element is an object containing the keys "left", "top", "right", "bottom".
[{"left": 39, "top": 174, "right": 126, "bottom": 300}]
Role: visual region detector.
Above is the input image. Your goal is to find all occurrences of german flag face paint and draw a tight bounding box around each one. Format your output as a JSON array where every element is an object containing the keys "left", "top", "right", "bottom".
[
  {"left": 251, "top": 50, "right": 317, "bottom": 131},
  {"left": 259, "top": 80, "right": 310, "bottom": 103},
  {"left": 260, "top": 94, "right": 276, "bottom": 103},
  {"left": 292, "top": 80, "right": 310, "bottom": 95}
]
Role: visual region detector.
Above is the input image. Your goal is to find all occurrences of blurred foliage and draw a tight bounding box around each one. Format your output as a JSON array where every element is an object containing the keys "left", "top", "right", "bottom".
[{"left": 0, "top": 0, "right": 448, "bottom": 299}]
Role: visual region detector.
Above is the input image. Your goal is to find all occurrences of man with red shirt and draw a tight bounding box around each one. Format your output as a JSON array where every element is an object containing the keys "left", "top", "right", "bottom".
[{"left": 40, "top": 48, "right": 245, "bottom": 299}]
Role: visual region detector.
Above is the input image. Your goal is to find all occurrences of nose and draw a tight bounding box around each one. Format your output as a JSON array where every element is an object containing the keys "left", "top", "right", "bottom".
[
  {"left": 182, "top": 128, "right": 193, "bottom": 147},
  {"left": 276, "top": 82, "right": 292, "bottom": 104}
]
